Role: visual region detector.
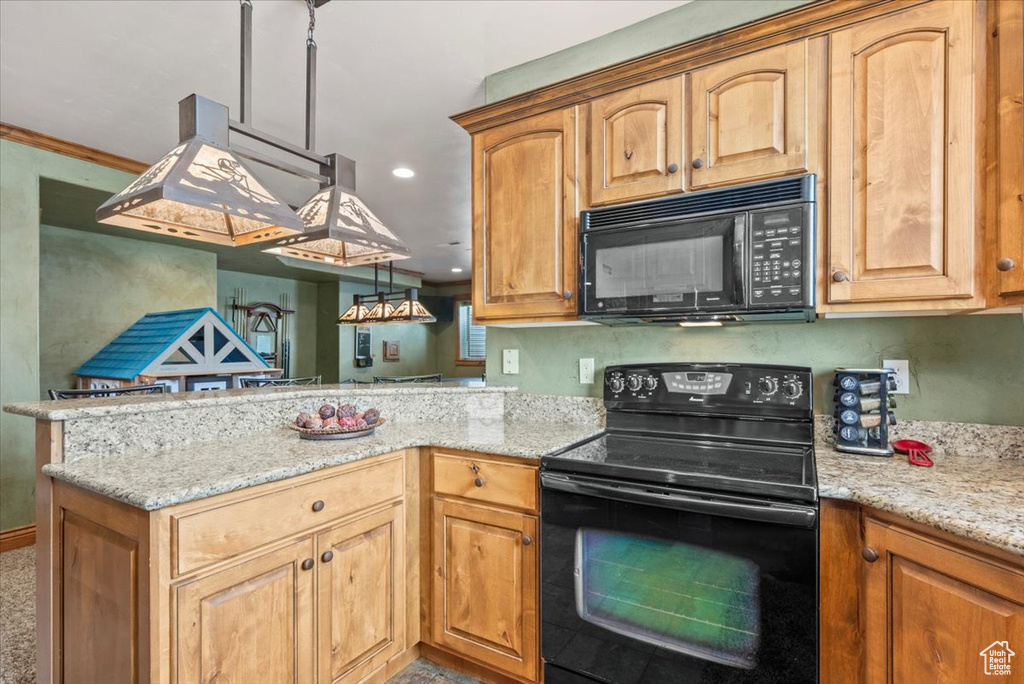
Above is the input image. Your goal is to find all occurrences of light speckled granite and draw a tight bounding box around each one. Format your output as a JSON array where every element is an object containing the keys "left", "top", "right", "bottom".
[
  {"left": 59, "top": 389, "right": 505, "bottom": 462},
  {"left": 504, "top": 393, "right": 605, "bottom": 426},
  {"left": 2, "top": 383, "right": 516, "bottom": 421},
  {"left": 817, "top": 447, "right": 1024, "bottom": 555},
  {"left": 815, "top": 415, "right": 1024, "bottom": 459},
  {"left": 43, "top": 420, "right": 604, "bottom": 510}
]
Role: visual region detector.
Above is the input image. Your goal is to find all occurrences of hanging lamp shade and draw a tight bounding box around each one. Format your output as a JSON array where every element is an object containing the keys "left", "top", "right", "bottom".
[
  {"left": 265, "top": 185, "right": 412, "bottom": 266},
  {"left": 363, "top": 294, "right": 397, "bottom": 322},
  {"left": 96, "top": 136, "right": 305, "bottom": 246},
  {"left": 387, "top": 289, "right": 436, "bottom": 323},
  {"left": 337, "top": 297, "right": 370, "bottom": 324}
]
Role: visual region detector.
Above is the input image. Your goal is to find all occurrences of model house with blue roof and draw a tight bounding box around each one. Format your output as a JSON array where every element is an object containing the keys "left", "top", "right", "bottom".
[{"left": 74, "top": 308, "right": 279, "bottom": 392}]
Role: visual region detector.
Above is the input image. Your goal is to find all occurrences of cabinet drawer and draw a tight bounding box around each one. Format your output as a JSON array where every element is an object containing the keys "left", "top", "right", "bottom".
[
  {"left": 172, "top": 455, "right": 404, "bottom": 576},
  {"left": 433, "top": 452, "right": 537, "bottom": 512}
]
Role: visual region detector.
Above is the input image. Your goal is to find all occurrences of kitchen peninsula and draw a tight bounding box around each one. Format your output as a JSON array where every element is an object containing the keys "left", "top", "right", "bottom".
[{"left": 5, "top": 383, "right": 1023, "bottom": 684}]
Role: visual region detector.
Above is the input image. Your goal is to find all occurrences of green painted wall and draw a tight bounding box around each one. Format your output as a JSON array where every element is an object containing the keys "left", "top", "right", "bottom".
[
  {"left": 0, "top": 139, "right": 140, "bottom": 531},
  {"left": 485, "top": 315, "right": 1024, "bottom": 425},
  {"left": 485, "top": 0, "right": 815, "bottom": 103},
  {"left": 216, "top": 270, "right": 319, "bottom": 379},
  {"left": 316, "top": 281, "right": 341, "bottom": 384},
  {"left": 39, "top": 225, "right": 217, "bottom": 398}
]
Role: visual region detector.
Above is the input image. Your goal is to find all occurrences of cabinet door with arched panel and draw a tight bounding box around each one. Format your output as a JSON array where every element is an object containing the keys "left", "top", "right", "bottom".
[
  {"left": 827, "top": 0, "right": 979, "bottom": 306},
  {"left": 584, "top": 76, "right": 684, "bottom": 206},
  {"left": 690, "top": 40, "right": 815, "bottom": 189}
]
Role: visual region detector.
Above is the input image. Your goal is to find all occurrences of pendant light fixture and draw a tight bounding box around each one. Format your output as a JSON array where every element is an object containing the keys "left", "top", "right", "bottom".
[
  {"left": 95, "top": 95, "right": 304, "bottom": 245},
  {"left": 337, "top": 262, "right": 436, "bottom": 325},
  {"left": 96, "top": 0, "right": 414, "bottom": 265}
]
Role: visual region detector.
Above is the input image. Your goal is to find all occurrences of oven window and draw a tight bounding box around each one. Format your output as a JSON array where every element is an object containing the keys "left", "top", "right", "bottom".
[
  {"left": 594, "top": 234, "right": 724, "bottom": 301},
  {"left": 574, "top": 528, "right": 761, "bottom": 670}
]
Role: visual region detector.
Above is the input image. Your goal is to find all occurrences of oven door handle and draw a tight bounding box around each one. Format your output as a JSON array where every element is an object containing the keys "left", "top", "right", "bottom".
[{"left": 540, "top": 472, "right": 817, "bottom": 528}]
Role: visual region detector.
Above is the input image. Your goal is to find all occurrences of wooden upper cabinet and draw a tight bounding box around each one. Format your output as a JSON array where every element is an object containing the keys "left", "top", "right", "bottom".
[
  {"left": 432, "top": 498, "right": 539, "bottom": 681},
  {"left": 828, "top": 0, "right": 979, "bottom": 306},
  {"left": 176, "top": 539, "right": 316, "bottom": 684},
  {"left": 863, "top": 519, "right": 1024, "bottom": 684},
  {"left": 472, "top": 108, "right": 578, "bottom": 322},
  {"left": 689, "top": 40, "right": 811, "bottom": 189},
  {"left": 584, "top": 76, "right": 684, "bottom": 206},
  {"left": 994, "top": 0, "right": 1024, "bottom": 301},
  {"left": 316, "top": 504, "right": 405, "bottom": 684}
]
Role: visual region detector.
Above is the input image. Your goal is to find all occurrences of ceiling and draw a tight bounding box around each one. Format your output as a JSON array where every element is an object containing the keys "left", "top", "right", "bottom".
[{"left": 0, "top": 0, "right": 686, "bottom": 283}]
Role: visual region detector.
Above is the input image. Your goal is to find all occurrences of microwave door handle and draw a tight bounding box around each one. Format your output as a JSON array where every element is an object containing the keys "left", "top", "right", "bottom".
[{"left": 540, "top": 472, "right": 817, "bottom": 528}]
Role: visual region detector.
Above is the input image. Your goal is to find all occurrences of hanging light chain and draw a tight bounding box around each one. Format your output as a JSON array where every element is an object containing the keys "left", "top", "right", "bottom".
[{"left": 306, "top": 0, "right": 316, "bottom": 46}]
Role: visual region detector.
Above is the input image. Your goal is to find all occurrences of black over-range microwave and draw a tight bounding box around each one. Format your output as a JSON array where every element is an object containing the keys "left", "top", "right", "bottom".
[{"left": 580, "top": 175, "right": 816, "bottom": 324}]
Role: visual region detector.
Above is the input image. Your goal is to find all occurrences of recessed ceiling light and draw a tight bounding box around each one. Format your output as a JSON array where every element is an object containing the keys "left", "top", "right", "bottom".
[
  {"left": 392, "top": 167, "right": 415, "bottom": 178},
  {"left": 451, "top": 267, "right": 464, "bottom": 273}
]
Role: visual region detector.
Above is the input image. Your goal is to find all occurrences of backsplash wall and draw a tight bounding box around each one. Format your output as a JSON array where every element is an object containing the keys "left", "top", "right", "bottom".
[{"left": 485, "top": 314, "right": 1024, "bottom": 426}]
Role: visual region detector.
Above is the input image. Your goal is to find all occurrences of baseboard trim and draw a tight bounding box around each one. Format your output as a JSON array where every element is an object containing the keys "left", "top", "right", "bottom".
[{"left": 0, "top": 523, "right": 35, "bottom": 553}]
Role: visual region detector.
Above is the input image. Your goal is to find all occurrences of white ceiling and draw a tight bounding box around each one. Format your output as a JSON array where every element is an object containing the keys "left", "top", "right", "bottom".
[{"left": 0, "top": 0, "right": 686, "bottom": 282}]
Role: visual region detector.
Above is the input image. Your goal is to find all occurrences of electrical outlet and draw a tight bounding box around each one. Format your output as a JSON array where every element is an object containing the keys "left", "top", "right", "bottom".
[
  {"left": 579, "top": 358, "right": 595, "bottom": 384},
  {"left": 502, "top": 349, "right": 520, "bottom": 375},
  {"left": 882, "top": 359, "right": 910, "bottom": 394}
]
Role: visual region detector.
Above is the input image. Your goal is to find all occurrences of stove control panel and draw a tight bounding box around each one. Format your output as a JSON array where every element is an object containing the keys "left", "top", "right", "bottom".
[{"left": 605, "top": 363, "right": 813, "bottom": 417}]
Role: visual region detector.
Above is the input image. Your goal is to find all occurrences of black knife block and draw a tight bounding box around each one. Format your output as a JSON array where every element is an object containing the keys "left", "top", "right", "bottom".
[{"left": 832, "top": 368, "right": 897, "bottom": 456}]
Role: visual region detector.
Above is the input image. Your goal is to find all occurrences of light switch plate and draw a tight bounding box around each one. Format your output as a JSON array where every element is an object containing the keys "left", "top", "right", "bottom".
[
  {"left": 579, "top": 358, "right": 595, "bottom": 384},
  {"left": 882, "top": 359, "right": 910, "bottom": 394},
  {"left": 502, "top": 349, "right": 520, "bottom": 375}
]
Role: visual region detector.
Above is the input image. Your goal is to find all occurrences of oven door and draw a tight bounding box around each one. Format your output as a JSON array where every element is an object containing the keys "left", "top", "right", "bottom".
[
  {"left": 540, "top": 472, "right": 817, "bottom": 684},
  {"left": 581, "top": 212, "right": 746, "bottom": 317}
]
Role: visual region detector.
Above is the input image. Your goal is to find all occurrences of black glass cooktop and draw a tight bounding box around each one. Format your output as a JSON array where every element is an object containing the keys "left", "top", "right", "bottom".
[{"left": 543, "top": 431, "right": 816, "bottom": 503}]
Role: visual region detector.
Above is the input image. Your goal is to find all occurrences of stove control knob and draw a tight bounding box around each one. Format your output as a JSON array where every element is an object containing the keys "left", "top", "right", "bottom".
[
  {"left": 782, "top": 380, "right": 803, "bottom": 399},
  {"left": 626, "top": 375, "right": 643, "bottom": 392},
  {"left": 758, "top": 377, "right": 778, "bottom": 395},
  {"left": 643, "top": 376, "right": 658, "bottom": 391},
  {"left": 607, "top": 375, "right": 625, "bottom": 394}
]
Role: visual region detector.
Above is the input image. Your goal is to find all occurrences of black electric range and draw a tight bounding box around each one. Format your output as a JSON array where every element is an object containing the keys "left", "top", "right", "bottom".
[{"left": 540, "top": 363, "right": 818, "bottom": 684}]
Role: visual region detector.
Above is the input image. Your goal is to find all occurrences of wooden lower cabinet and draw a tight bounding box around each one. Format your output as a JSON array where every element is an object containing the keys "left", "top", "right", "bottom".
[
  {"left": 317, "top": 504, "right": 406, "bottom": 684},
  {"left": 863, "top": 517, "right": 1024, "bottom": 684},
  {"left": 821, "top": 500, "right": 1024, "bottom": 684},
  {"left": 431, "top": 497, "right": 539, "bottom": 682},
  {"left": 176, "top": 539, "right": 316, "bottom": 684}
]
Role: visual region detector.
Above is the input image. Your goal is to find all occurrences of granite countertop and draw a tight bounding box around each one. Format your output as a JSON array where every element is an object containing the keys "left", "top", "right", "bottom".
[
  {"left": 4, "top": 382, "right": 512, "bottom": 421},
  {"left": 817, "top": 447, "right": 1024, "bottom": 556},
  {"left": 43, "top": 419, "right": 603, "bottom": 511}
]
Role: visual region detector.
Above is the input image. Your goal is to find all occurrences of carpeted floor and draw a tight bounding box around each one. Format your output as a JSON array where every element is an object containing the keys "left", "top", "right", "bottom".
[
  {"left": 0, "top": 546, "right": 475, "bottom": 684},
  {"left": 0, "top": 547, "right": 33, "bottom": 684}
]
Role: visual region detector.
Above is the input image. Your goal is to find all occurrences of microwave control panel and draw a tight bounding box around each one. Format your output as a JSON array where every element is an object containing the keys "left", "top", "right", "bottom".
[{"left": 749, "top": 207, "right": 813, "bottom": 308}]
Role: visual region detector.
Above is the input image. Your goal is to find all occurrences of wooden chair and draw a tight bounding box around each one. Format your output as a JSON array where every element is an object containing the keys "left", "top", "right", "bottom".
[
  {"left": 240, "top": 376, "right": 322, "bottom": 388},
  {"left": 48, "top": 384, "right": 168, "bottom": 400},
  {"left": 373, "top": 374, "right": 443, "bottom": 384}
]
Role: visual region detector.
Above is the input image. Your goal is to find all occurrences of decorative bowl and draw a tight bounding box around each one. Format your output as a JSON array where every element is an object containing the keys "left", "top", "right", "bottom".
[{"left": 288, "top": 418, "right": 386, "bottom": 441}]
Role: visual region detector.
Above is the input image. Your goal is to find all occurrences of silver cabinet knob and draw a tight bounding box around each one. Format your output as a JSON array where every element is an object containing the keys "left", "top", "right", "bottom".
[
  {"left": 667, "top": 163, "right": 679, "bottom": 174},
  {"left": 692, "top": 159, "right": 703, "bottom": 169},
  {"left": 997, "top": 258, "right": 1016, "bottom": 272},
  {"left": 523, "top": 535, "right": 533, "bottom": 546},
  {"left": 563, "top": 290, "right": 572, "bottom": 299},
  {"left": 832, "top": 271, "right": 849, "bottom": 283},
  {"left": 862, "top": 548, "right": 879, "bottom": 563}
]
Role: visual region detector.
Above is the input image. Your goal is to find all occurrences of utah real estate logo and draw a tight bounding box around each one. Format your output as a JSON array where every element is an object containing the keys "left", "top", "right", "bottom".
[{"left": 980, "top": 641, "right": 1015, "bottom": 676}]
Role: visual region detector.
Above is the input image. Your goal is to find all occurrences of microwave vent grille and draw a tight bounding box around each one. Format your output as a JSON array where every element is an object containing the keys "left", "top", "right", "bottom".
[{"left": 583, "top": 174, "right": 815, "bottom": 231}]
